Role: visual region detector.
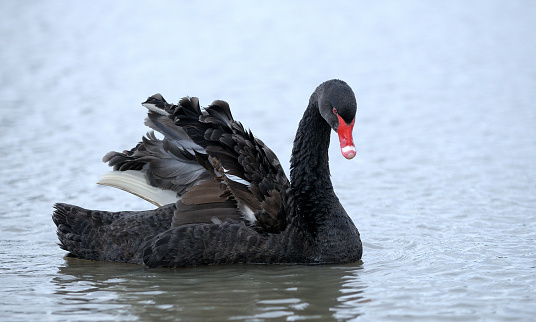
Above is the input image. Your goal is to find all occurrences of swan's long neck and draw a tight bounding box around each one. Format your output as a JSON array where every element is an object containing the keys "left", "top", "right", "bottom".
[{"left": 290, "top": 94, "right": 338, "bottom": 223}]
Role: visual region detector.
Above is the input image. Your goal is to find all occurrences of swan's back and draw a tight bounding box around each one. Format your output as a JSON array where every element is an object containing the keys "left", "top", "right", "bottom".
[
  {"left": 54, "top": 94, "right": 300, "bottom": 267},
  {"left": 103, "top": 95, "right": 294, "bottom": 231}
]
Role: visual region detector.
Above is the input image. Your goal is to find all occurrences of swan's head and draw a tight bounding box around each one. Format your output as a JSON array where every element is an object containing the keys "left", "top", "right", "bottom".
[{"left": 318, "top": 80, "right": 357, "bottom": 159}]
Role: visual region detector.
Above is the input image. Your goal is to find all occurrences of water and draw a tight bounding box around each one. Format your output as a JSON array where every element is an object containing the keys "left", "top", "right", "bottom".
[{"left": 1, "top": 1, "right": 535, "bottom": 320}]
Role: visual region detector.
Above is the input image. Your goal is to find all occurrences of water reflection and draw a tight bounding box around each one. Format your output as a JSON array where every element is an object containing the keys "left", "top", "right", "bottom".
[{"left": 51, "top": 258, "right": 367, "bottom": 320}]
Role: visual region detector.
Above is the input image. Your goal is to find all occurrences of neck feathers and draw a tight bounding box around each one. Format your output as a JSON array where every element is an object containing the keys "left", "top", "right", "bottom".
[{"left": 290, "top": 96, "right": 337, "bottom": 219}]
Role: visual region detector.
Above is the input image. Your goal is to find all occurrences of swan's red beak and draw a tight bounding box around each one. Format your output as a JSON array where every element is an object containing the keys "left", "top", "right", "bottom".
[{"left": 336, "top": 114, "right": 356, "bottom": 159}]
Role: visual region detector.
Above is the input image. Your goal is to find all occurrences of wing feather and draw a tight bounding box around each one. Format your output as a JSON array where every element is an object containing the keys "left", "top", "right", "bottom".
[{"left": 102, "top": 94, "right": 294, "bottom": 233}]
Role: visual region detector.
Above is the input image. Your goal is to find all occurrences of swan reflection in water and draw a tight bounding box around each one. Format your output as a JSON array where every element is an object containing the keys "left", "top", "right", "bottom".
[{"left": 52, "top": 258, "right": 367, "bottom": 320}]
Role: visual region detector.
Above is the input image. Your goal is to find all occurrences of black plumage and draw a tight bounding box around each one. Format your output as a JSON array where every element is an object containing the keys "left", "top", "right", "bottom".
[{"left": 52, "top": 79, "right": 363, "bottom": 267}]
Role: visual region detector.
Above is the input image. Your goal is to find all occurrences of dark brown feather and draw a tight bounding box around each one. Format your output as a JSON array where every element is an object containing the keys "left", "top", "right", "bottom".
[{"left": 103, "top": 95, "right": 292, "bottom": 234}]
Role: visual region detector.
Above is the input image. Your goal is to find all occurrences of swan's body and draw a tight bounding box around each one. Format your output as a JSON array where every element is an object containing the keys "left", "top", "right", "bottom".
[{"left": 53, "top": 79, "right": 362, "bottom": 268}]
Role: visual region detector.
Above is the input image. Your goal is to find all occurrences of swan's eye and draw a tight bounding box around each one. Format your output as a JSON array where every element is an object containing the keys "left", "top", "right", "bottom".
[{"left": 333, "top": 108, "right": 338, "bottom": 114}]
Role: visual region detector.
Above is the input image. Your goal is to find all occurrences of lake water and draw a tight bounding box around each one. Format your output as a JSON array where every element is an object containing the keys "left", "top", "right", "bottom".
[{"left": 1, "top": 1, "right": 535, "bottom": 320}]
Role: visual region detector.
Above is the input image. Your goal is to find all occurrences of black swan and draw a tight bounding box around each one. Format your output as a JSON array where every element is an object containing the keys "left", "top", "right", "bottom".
[{"left": 53, "top": 79, "right": 362, "bottom": 268}]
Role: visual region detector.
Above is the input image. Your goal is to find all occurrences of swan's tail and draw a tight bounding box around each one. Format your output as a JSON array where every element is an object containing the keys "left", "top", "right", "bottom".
[
  {"left": 52, "top": 203, "right": 175, "bottom": 264},
  {"left": 53, "top": 203, "right": 109, "bottom": 261}
]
